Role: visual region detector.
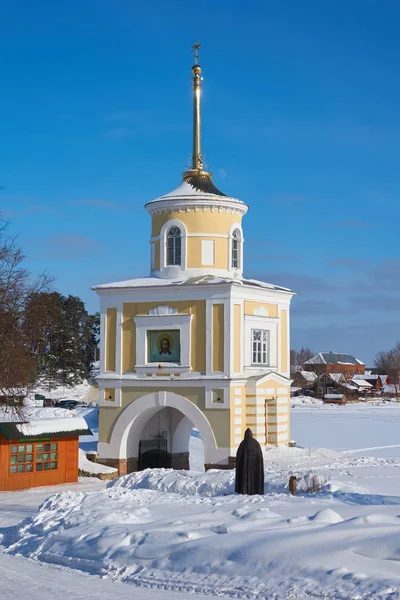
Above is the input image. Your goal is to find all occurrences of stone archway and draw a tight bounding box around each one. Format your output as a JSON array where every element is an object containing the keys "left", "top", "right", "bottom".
[{"left": 98, "top": 391, "right": 220, "bottom": 473}]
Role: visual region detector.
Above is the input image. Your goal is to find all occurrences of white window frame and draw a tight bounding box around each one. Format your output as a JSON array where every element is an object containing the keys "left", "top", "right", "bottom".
[
  {"left": 251, "top": 329, "right": 269, "bottom": 365},
  {"left": 133, "top": 312, "right": 192, "bottom": 374},
  {"left": 159, "top": 219, "right": 187, "bottom": 274},
  {"left": 228, "top": 222, "right": 244, "bottom": 273},
  {"left": 244, "top": 315, "right": 277, "bottom": 371},
  {"left": 166, "top": 226, "right": 182, "bottom": 266}
]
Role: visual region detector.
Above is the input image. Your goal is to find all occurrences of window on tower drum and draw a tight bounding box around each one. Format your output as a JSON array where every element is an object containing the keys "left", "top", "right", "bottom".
[
  {"left": 232, "top": 229, "right": 241, "bottom": 269},
  {"left": 166, "top": 226, "right": 182, "bottom": 266},
  {"left": 252, "top": 330, "right": 269, "bottom": 365}
]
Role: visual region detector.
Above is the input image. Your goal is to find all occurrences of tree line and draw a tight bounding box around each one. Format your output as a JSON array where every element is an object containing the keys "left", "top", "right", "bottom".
[{"left": 0, "top": 220, "right": 99, "bottom": 404}]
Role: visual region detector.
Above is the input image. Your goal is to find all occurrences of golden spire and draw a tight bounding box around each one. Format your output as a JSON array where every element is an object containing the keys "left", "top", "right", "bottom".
[
  {"left": 191, "top": 41, "right": 203, "bottom": 172},
  {"left": 182, "top": 43, "right": 227, "bottom": 196}
]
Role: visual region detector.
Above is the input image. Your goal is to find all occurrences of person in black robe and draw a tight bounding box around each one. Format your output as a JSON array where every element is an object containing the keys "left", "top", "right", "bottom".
[{"left": 235, "top": 428, "right": 264, "bottom": 495}]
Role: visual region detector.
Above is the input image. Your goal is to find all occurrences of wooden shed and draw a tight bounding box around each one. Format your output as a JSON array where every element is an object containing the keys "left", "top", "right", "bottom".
[{"left": 0, "top": 417, "right": 91, "bottom": 491}]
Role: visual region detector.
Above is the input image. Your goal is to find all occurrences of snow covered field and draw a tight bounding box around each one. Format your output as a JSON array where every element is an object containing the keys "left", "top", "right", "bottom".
[{"left": 2, "top": 400, "right": 400, "bottom": 599}]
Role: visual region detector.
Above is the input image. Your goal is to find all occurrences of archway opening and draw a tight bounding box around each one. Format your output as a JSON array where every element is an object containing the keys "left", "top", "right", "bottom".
[{"left": 128, "top": 406, "right": 205, "bottom": 472}]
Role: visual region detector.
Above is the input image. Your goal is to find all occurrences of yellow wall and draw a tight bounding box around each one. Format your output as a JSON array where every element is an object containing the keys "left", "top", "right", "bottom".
[
  {"left": 153, "top": 240, "right": 160, "bottom": 270},
  {"left": 151, "top": 209, "right": 242, "bottom": 237},
  {"left": 281, "top": 309, "right": 288, "bottom": 372},
  {"left": 106, "top": 308, "right": 117, "bottom": 371},
  {"left": 121, "top": 300, "right": 206, "bottom": 373},
  {"left": 212, "top": 304, "right": 224, "bottom": 372},
  {"left": 122, "top": 303, "right": 137, "bottom": 372},
  {"left": 244, "top": 301, "right": 278, "bottom": 318},
  {"left": 186, "top": 237, "right": 229, "bottom": 270},
  {"left": 190, "top": 300, "right": 206, "bottom": 372},
  {"left": 234, "top": 304, "right": 241, "bottom": 373}
]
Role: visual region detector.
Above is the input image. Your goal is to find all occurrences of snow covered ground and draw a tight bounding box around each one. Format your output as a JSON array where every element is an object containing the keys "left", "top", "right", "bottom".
[{"left": 2, "top": 399, "right": 400, "bottom": 598}]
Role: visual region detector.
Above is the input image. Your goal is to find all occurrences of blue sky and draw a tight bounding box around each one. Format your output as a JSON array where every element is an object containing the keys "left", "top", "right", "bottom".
[{"left": 1, "top": 0, "right": 399, "bottom": 364}]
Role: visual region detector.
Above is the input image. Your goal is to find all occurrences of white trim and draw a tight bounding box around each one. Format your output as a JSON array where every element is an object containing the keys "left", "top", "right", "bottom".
[
  {"left": 97, "top": 391, "right": 229, "bottom": 466},
  {"left": 204, "top": 383, "right": 230, "bottom": 409},
  {"left": 201, "top": 239, "right": 215, "bottom": 266},
  {"left": 228, "top": 222, "right": 244, "bottom": 275},
  {"left": 133, "top": 313, "right": 192, "bottom": 373},
  {"left": 98, "top": 383, "right": 122, "bottom": 408},
  {"left": 244, "top": 315, "right": 277, "bottom": 371},
  {"left": 159, "top": 219, "right": 187, "bottom": 277},
  {"left": 234, "top": 417, "right": 242, "bottom": 425},
  {"left": 145, "top": 197, "right": 248, "bottom": 217}
]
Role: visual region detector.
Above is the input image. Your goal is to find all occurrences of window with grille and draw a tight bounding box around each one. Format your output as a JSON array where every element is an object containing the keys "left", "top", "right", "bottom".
[
  {"left": 166, "top": 227, "right": 182, "bottom": 266},
  {"left": 232, "top": 229, "right": 241, "bottom": 269},
  {"left": 10, "top": 444, "right": 34, "bottom": 474},
  {"left": 252, "top": 330, "right": 268, "bottom": 365},
  {"left": 9, "top": 442, "right": 58, "bottom": 474},
  {"left": 36, "top": 442, "right": 58, "bottom": 471}
]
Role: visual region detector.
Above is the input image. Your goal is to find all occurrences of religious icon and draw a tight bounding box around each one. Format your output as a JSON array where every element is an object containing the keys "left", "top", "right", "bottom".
[{"left": 148, "top": 330, "right": 180, "bottom": 363}]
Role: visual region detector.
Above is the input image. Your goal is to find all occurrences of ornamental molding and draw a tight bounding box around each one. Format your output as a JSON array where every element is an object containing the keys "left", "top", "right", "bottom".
[
  {"left": 253, "top": 306, "right": 269, "bottom": 317},
  {"left": 145, "top": 198, "right": 248, "bottom": 217},
  {"left": 148, "top": 305, "right": 178, "bottom": 316}
]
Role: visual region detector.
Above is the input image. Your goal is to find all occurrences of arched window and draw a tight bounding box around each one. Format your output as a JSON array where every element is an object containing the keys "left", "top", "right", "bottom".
[
  {"left": 232, "top": 229, "right": 241, "bottom": 269},
  {"left": 166, "top": 226, "right": 182, "bottom": 266}
]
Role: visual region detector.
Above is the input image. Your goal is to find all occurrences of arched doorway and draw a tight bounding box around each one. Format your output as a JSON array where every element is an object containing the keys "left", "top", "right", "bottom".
[
  {"left": 135, "top": 406, "right": 194, "bottom": 470},
  {"left": 102, "top": 391, "right": 220, "bottom": 473}
]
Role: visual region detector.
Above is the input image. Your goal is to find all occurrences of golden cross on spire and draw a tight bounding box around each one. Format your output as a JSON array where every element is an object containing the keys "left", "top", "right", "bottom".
[{"left": 192, "top": 40, "right": 201, "bottom": 64}]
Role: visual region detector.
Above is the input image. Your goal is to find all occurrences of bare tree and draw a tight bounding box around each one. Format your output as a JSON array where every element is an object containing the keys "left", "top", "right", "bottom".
[
  {"left": 0, "top": 221, "right": 53, "bottom": 410},
  {"left": 290, "top": 347, "right": 314, "bottom": 373},
  {"left": 374, "top": 343, "right": 400, "bottom": 399}
]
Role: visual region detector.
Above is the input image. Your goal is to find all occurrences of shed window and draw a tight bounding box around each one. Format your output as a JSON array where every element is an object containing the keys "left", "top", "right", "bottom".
[
  {"left": 10, "top": 441, "right": 58, "bottom": 474},
  {"left": 10, "top": 444, "right": 34, "bottom": 474},
  {"left": 36, "top": 442, "right": 58, "bottom": 472},
  {"left": 166, "top": 227, "right": 182, "bottom": 266}
]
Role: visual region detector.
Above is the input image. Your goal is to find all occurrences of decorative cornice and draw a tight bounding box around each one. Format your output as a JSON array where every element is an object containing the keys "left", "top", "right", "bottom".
[{"left": 145, "top": 197, "right": 248, "bottom": 217}]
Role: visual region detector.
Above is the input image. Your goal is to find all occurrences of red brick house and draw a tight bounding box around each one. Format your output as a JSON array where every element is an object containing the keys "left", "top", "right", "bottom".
[{"left": 304, "top": 352, "right": 365, "bottom": 378}]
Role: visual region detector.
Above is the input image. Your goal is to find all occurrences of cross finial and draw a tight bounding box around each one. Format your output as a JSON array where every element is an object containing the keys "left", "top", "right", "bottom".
[{"left": 192, "top": 40, "right": 201, "bottom": 64}]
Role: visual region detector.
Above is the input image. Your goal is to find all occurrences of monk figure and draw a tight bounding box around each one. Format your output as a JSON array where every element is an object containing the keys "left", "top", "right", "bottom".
[{"left": 235, "top": 428, "right": 264, "bottom": 495}]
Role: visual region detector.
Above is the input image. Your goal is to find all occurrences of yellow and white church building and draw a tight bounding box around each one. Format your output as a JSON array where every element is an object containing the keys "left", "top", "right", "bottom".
[{"left": 93, "top": 45, "right": 295, "bottom": 474}]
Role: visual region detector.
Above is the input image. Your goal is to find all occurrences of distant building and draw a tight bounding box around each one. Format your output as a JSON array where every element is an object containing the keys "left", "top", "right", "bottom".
[
  {"left": 352, "top": 374, "right": 383, "bottom": 391},
  {"left": 304, "top": 352, "right": 365, "bottom": 378},
  {"left": 291, "top": 370, "right": 317, "bottom": 392}
]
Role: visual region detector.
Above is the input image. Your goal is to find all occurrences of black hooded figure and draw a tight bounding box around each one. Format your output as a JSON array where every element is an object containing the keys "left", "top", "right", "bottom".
[{"left": 235, "top": 428, "right": 264, "bottom": 495}]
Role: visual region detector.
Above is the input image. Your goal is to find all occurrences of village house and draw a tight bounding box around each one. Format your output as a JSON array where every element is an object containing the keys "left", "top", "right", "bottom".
[{"left": 304, "top": 352, "right": 365, "bottom": 379}]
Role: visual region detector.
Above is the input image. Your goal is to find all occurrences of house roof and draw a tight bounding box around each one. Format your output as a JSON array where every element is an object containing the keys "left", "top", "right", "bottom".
[
  {"left": 352, "top": 374, "right": 379, "bottom": 381},
  {"left": 0, "top": 417, "right": 92, "bottom": 441},
  {"left": 305, "top": 352, "right": 365, "bottom": 366},
  {"left": 328, "top": 373, "right": 346, "bottom": 383},
  {"left": 297, "top": 370, "right": 318, "bottom": 382},
  {"left": 350, "top": 379, "right": 373, "bottom": 389}
]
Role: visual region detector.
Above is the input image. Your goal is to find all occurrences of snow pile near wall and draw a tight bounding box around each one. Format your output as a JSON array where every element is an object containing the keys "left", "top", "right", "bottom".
[
  {"left": 78, "top": 449, "right": 117, "bottom": 475},
  {"left": 291, "top": 395, "right": 323, "bottom": 406},
  {"left": 108, "top": 467, "right": 237, "bottom": 496}
]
